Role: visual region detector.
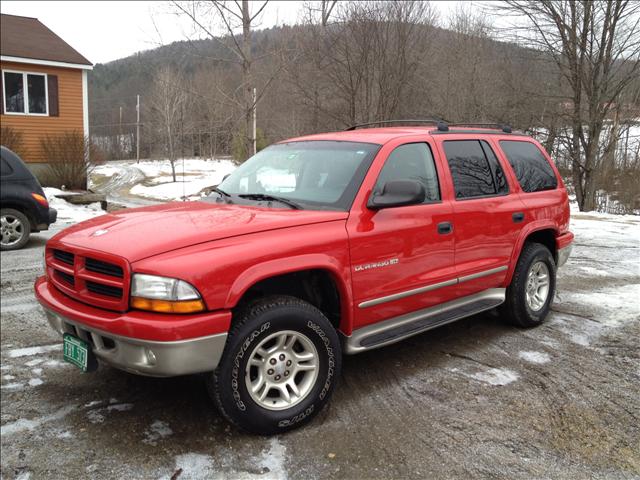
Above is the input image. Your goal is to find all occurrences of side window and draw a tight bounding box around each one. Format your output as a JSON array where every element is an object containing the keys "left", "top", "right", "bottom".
[
  {"left": 374, "top": 143, "right": 440, "bottom": 202},
  {"left": 0, "top": 158, "right": 13, "bottom": 176},
  {"left": 444, "top": 140, "right": 508, "bottom": 199},
  {"left": 499, "top": 141, "right": 558, "bottom": 193}
]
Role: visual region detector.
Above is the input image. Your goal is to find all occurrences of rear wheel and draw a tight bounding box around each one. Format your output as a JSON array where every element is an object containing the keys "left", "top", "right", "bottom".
[
  {"left": 1, "top": 208, "right": 31, "bottom": 251},
  {"left": 208, "top": 296, "right": 341, "bottom": 435},
  {"left": 501, "top": 242, "right": 556, "bottom": 327}
]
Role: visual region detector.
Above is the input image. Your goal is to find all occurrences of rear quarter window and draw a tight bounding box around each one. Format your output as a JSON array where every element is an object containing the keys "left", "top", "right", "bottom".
[{"left": 500, "top": 141, "right": 558, "bottom": 193}]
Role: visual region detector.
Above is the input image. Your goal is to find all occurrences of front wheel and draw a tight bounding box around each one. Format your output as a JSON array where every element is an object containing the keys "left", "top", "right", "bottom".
[
  {"left": 1, "top": 208, "right": 31, "bottom": 251},
  {"left": 501, "top": 242, "right": 557, "bottom": 327},
  {"left": 208, "top": 296, "right": 342, "bottom": 434}
]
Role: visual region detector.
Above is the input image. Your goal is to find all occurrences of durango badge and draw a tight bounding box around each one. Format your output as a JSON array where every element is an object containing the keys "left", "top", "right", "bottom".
[{"left": 92, "top": 229, "right": 109, "bottom": 237}]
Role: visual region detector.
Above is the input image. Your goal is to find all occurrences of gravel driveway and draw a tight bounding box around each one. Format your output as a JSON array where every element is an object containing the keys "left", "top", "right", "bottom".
[{"left": 1, "top": 213, "right": 639, "bottom": 479}]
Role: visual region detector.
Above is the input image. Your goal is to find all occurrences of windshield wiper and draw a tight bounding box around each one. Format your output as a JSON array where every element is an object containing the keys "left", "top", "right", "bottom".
[
  {"left": 211, "top": 186, "right": 233, "bottom": 202},
  {"left": 238, "top": 193, "right": 302, "bottom": 210}
]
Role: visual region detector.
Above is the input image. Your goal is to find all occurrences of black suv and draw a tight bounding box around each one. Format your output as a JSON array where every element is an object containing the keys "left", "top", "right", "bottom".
[{"left": 1, "top": 146, "right": 57, "bottom": 250}]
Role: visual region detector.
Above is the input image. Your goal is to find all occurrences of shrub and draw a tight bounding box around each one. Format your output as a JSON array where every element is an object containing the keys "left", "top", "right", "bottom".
[
  {"left": 0, "top": 126, "right": 27, "bottom": 158},
  {"left": 40, "top": 131, "right": 102, "bottom": 189}
]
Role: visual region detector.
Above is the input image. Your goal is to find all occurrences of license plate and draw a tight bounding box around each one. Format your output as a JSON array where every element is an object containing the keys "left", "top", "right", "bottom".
[{"left": 63, "top": 333, "right": 95, "bottom": 372}]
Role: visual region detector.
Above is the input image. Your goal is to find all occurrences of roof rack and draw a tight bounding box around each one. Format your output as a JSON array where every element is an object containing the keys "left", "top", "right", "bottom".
[
  {"left": 345, "top": 119, "right": 450, "bottom": 132},
  {"left": 448, "top": 123, "right": 513, "bottom": 133}
]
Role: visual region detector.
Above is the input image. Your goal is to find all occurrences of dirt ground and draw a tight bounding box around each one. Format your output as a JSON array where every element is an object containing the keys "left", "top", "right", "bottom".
[{"left": 1, "top": 213, "right": 639, "bottom": 479}]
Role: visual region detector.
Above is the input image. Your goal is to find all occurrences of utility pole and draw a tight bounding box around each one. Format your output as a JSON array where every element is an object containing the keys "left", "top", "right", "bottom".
[
  {"left": 119, "top": 106, "right": 123, "bottom": 160},
  {"left": 252, "top": 87, "right": 257, "bottom": 156},
  {"left": 136, "top": 94, "right": 140, "bottom": 163}
]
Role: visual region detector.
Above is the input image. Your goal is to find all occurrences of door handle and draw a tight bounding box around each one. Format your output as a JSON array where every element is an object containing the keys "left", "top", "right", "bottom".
[
  {"left": 437, "top": 222, "right": 453, "bottom": 235},
  {"left": 512, "top": 212, "right": 525, "bottom": 223}
]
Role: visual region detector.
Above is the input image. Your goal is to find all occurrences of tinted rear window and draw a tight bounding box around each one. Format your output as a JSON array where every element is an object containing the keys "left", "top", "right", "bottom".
[
  {"left": 443, "top": 140, "right": 509, "bottom": 199},
  {"left": 500, "top": 141, "right": 557, "bottom": 193}
]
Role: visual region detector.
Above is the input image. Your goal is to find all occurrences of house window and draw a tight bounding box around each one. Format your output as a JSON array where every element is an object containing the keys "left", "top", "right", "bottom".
[{"left": 3, "top": 71, "right": 48, "bottom": 116}]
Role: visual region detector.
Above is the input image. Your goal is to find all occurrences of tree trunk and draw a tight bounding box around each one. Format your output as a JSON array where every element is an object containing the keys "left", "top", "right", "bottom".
[{"left": 242, "top": 0, "right": 253, "bottom": 161}]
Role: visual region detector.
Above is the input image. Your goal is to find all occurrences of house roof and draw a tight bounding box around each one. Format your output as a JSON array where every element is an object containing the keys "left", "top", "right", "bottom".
[{"left": 0, "top": 14, "right": 92, "bottom": 67}]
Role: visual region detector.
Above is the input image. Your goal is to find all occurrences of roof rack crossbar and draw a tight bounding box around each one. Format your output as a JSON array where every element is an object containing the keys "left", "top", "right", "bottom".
[
  {"left": 345, "top": 119, "right": 449, "bottom": 132},
  {"left": 448, "top": 123, "right": 513, "bottom": 133}
]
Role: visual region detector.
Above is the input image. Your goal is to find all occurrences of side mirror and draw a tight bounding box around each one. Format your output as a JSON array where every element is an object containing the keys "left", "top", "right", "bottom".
[{"left": 368, "top": 180, "right": 426, "bottom": 209}]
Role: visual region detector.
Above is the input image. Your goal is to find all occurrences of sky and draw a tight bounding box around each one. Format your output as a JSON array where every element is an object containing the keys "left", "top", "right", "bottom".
[{"left": 0, "top": 1, "right": 464, "bottom": 64}]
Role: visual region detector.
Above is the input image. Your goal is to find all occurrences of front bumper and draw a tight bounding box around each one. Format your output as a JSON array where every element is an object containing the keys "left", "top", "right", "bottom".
[
  {"left": 35, "top": 277, "right": 231, "bottom": 377},
  {"left": 44, "top": 307, "right": 227, "bottom": 377}
]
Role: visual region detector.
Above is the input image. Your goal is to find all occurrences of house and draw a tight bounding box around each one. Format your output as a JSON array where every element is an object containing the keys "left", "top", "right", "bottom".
[{"left": 0, "top": 13, "right": 92, "bottom": 175}]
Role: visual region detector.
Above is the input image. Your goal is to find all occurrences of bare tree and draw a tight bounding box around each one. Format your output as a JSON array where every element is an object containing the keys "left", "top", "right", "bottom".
[
  {"left": 148, "top": 66, "right": 189, "bottom": 182},
  {"left": 173, "top": 0, "right": 269, "bottom": 160},
  {"left": 289, "top": 1, "right": 437, "bottom": 128},
  {"left": 500, "top": 1, "right": 640, "bottom": 211}
]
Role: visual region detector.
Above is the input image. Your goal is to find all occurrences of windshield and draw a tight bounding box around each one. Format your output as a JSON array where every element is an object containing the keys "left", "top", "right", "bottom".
[{"left": 215, "top": 141, "right": 380, "bottom": 210}]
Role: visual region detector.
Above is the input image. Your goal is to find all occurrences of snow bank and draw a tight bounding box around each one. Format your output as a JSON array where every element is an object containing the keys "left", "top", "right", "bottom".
[{"left": 43, "top": 188, "right": 105, "bottom": 224}]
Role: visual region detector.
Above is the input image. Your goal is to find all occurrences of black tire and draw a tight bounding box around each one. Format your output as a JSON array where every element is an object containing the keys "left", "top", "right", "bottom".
[
  {"left": 208, "top": 295, "right": 342, "bottom": 435},
  {"left": 1, "top": 208, "right": 31, "bottom": 251},
  {"left": 501, "top": 242, "right": 556, "bottom": 328}
]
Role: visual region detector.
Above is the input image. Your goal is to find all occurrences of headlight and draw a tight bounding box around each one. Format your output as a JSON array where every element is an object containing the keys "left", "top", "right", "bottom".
[{"left": 130, "top": 274, "right": 205, "bottom": 314}]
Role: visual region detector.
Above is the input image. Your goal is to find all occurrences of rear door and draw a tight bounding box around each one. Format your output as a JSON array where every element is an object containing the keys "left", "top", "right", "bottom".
[
  {"left": 347, "top": 140, "right": 457, "bottom": 330},
  {"left": 437, "top": 137, "right": 525, "bottom": 298}
]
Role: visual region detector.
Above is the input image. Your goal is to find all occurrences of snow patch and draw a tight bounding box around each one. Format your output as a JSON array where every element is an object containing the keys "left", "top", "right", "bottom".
[
  {"left": 87, "top": 403, "right": 134, "bottom": 424},
  {"left": 160, "top": 438, "right": 287, "bottom": 479},
  {"left": 15, "top": 471, "right": 32, "bottom": 480},
  {"left": 32, "top": 368, "right": 43, "bottom": 376},
  {"left": 25, "top": 359, "right": 44, "bottom": 367},
  {"left": 259, "top": 437, "right": 288, "bottom": 479},
  {"left": 143, "top": 420, "right": 173, "bottom": 446},
  {"left": 101, "top": 158, "right": 237, "bottom": 202},
  {"left": 170, "top": 453, "right": 216, "bottom": 480},
  {"left": 470, "top": 368, "right": 520, "bottom": 386},
  {"left": 28, "top": 378, "right": 44, "bottom": 387},
  {"left": 7, "top": 344, "right": 61, "bottom": 358},
  {"left": 2, "top": 374, "right": 16, "bottom": 381},
  {"left": 1, "top": 404, "right": 77, "bottom": 436},
  {"left": 518, "top": 351, "right": 551, "bottom": 364},
  {"left": 1, "top": 382, "right": 24, "bottom": 390}
]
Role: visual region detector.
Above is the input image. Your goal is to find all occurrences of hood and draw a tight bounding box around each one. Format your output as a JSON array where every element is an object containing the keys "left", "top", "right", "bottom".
[{"left": 52, "top": 202, "right": 348, "bottom": 262}]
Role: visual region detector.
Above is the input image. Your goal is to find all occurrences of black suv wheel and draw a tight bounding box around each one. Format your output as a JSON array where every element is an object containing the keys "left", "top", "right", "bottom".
[
  {"left": 502, "top": 242, "right": 557, "bottom": 327},
  {"left": 208, "top": 296, "right": 341, "bottom": 435},
  {"left": 1, "top": 208, "right": 31, "bottom": 251}
]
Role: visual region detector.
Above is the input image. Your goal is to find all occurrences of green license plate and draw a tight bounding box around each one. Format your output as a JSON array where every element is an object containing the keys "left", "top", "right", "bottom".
[{"left": 63, "top": 333, "right": 92, "bottom": 372}]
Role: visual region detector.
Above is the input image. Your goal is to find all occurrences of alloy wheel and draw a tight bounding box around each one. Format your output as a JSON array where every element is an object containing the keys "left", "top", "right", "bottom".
[{"left": 245, "top": 330, "right": 319, "bottom": 411}]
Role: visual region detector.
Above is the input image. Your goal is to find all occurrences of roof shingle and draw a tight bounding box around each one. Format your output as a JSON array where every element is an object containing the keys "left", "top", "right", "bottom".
[{"left": 0, "top": 14, "right": 92, "bottom": 66}]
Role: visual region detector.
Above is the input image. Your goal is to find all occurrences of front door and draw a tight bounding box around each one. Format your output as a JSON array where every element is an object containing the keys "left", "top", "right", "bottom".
[{"left": 347, "top": 141, "right": 457, "bottom": 330}]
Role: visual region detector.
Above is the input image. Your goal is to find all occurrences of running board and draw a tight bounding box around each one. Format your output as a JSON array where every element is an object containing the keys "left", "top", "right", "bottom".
[{"left": 343, "top": 288, "right": 505, "bottom": 354}]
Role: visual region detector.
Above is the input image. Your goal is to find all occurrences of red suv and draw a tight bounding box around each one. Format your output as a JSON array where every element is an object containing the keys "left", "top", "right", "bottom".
[{"left": 35, "top": 120, "right": 573, "bottom": 434}]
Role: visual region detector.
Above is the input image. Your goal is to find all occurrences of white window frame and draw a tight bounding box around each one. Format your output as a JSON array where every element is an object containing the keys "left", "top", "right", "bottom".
[{"left": 2, "top": 69, "right": 49, "bottom": 116}]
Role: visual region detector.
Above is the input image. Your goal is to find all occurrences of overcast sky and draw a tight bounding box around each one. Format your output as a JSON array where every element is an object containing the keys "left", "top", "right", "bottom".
[{"left": 1, "top": 1, "right": 464, "bottom": 64}]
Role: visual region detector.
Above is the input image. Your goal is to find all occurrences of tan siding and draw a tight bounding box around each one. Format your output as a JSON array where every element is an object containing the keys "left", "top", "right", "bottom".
[{"left": 0, "top": 61, "right": 84, "bottom": 163}]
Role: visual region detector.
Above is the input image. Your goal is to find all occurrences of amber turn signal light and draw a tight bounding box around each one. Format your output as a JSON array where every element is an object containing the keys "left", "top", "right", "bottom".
[
  {"left": 31, "top": 193, "right": 49, "bottom": 207},
  {"left": 131, "top": 297, "right": 205, "bottom": 314}
]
